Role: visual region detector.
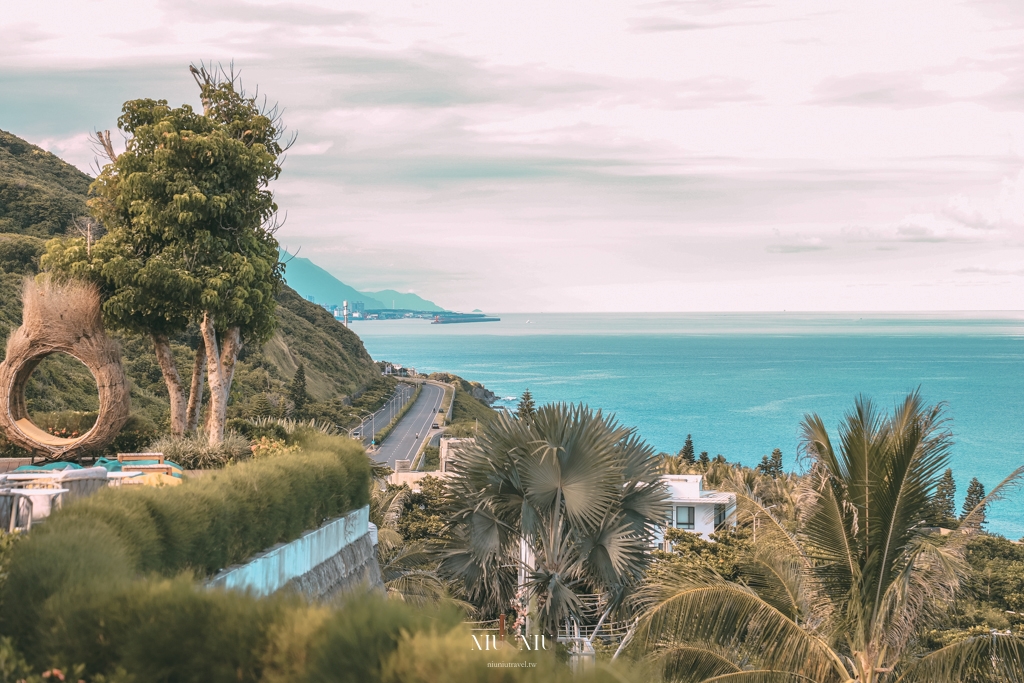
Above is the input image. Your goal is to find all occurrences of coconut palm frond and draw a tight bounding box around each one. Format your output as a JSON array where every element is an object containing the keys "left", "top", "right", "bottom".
[
  {"left": 739, "top": 547, "right": 808, "bottom": 625},
  {"left": 383, "top": 487, "right": 410, "bottom": 529},
  {"left": 873, "top": 531, "right": 968, "bottom": 655},
  {"left": 701, "top": 672, "right": 826, "bottom": 683},
  {"left": 657, "top": 644, "right": 742, "bottom": 683},
  {"left": 895, "top": 632, "right": 1024, "bottom": 683},
  {"left": 633, "top": 584, "right": 846, "bottom": 683},
  {"left": 956, "top": 464, "right": 1024, "bottom": 535}
]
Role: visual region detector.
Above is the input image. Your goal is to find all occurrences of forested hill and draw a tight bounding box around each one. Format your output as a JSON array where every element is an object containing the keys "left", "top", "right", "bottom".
[
  {"left": 0, "top": 128, "right": 380, "bottom": 435},
  {"left": 0, "top": 129, "right": 91, "bottom": 237}
]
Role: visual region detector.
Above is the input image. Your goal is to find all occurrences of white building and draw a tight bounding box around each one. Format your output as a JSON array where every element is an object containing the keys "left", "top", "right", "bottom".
[{"left": 655, "top": 474, "right": 736, "bottom": 546}]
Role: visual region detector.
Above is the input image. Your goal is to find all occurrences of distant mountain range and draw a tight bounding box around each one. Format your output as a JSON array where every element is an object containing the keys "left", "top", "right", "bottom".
[{"left": 280, "top": 251, "right": 446, "bottom": 312}]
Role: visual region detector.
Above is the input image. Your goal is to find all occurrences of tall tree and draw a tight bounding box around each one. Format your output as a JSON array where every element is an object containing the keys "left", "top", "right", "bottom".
[
  {"left": 439, "top": 403, "right": 668, "bottom": 635},
  {"left": 768, "top": 447, "right": 783, "bottom": 477},
  {"left": 679, "top": 434, "right": 695, "bottom": 464},
  {"left": 697, "top": 451, "right": 710, "bottom": 470},
  {"left": 962, "top": 476, "right": 987, "bottom": 527},
  {"left": 516, "top": 389, "right": 536, "bottom": 425},
  {"left": 928, "top": 468, "right": 957, "bottom": 527},
  {"left": 633, "top": 392, "right": 1024, "bottom": 683},
  {"left": 288, "top": 362, "right": 309, "bottom": 413},
  {"left": 43, "top": 64, "right": 287, "bottom": 442}
]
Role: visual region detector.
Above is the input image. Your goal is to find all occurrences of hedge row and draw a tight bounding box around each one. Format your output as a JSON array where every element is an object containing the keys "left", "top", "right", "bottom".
[
  {"left": 0, "top": 586, "right": 630, "bottom": 683},
  {"left": 0, "top": 430, "right": 370, "bottom": 665}
]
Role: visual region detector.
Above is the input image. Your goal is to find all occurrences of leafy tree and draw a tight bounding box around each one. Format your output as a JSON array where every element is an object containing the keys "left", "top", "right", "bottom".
[
  {"left": 43, "top": 64, "right": 288, "bottom": 442},
  {"left": 248, "top": 393, "right": 272, "bottom": 419},
  {"left": 633, "top": 392, "right": 1024, "bottom": 682},
  {"left": 679, "top": 434, "right": 695, "bottom": 464},
  {"left": 439, "top": 403, "right": 669, "bottom": 634},
  {"left": 769, "top": 447, "right": 783, "bottom": 477},
  {"left": 287, "top": 362, "right": 309, "bottom": 413},
  {"left": 962, "top": 477, "right": 987, "bottom": 528},
  {"left": 697, "top": 451, "right": 710, "bottom": 470},
  {"left": 516, "top": 389, "right": 536, "bottom": 425},
  {"left": 756, "top": 454, "right": 772, "bottom": 475}
]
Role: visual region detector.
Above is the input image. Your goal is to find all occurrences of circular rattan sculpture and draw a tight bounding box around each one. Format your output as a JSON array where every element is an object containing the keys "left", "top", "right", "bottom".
[{"left": 0, "top": 278, "right": 130, "bottom": 459}]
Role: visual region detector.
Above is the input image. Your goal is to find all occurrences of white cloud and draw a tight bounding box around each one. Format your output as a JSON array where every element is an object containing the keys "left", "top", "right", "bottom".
[{"left": 5, "top": 0, "right": 1024, "bottom": 310}]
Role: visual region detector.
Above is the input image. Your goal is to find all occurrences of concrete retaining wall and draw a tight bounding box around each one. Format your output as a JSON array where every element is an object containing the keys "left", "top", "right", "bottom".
[{"left": 207, "top": 505, "right": 382, "bottom": 598}]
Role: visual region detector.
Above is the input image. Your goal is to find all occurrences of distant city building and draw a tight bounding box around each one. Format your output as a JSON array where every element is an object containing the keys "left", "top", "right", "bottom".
[
  {"left": 306, "top": 295, "right": 315, "bottom": 303},
  {"left": 655, "top": 475, "right": 736, "bottom": 546},
  {"left": 352, "top": 301, "right": 365, "bottom": 314}
]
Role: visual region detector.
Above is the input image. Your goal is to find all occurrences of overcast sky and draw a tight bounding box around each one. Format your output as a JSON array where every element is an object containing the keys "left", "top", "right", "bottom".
[{"left": 3, "top": 0, "right": 1024, "bottom": 311}]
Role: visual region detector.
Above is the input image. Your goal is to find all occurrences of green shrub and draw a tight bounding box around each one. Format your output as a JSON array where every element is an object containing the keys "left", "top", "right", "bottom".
[
  {"left": 44, "top": 576, "right": 291, "bottom": 682},
  {"left": 109, "top": 413, "right": 159, "bottom": 454},
  {"left": 227, "top": 416, "right": 289, "bottom": 442},
  {"left": 149, "top": 431, "right": 251, "bottom": 469},
  {"left": 0, "top": 436, "right": 371, "bottom": 664},
  {"left": 305, "top": 592, "right": 462, "bottom": 683}
]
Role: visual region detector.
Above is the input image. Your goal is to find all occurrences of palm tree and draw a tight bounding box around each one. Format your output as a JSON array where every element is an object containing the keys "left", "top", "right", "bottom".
[
  {"left": 369, "top": 470, "right": 458, "bottom": 606},
  {"left": 438, "top": 403, "right": 669, "bottom": 635},
  {"left": 632, "top": 392, "right": 1024, "bottom": 682}
]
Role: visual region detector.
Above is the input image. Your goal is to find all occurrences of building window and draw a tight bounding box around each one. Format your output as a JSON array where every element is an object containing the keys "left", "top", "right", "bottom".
[
  {"left": 675, "top": 506, "right": 694, "bottom": 530},
  {"left": 715, "top": 504, "right": 727, "bottom": 528}
]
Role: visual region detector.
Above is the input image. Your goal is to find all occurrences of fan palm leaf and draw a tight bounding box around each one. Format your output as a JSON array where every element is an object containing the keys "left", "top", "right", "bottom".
[{"left": 439, "top": 402, "right": 669, "bottom": 632}]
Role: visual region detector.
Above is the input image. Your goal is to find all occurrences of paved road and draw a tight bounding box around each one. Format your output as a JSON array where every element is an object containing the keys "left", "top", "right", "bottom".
[
  {"left": 350, "top": 384, "right": 415, "bottom": 448},
  {"left": 373, "top": 382, "right": 445, "bottom": 469}
]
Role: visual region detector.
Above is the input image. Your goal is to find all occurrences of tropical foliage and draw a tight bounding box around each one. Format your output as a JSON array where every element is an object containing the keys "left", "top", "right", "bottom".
[
  {"left": 439, "top": 403, "right": 669, "bottom": 634},
  {"left": 632, "top": 392, "right": 1024, "bottom": 682},
  {"left": 43, "top": 64, "right": 289, "bottom": 443}
]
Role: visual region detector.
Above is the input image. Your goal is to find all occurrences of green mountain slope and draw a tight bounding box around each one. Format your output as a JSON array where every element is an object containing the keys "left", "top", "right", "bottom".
[
  {"left": 0, "top": 129, "right": 381, "bottom": 446},
  {"left": 368, "top": 289, "right": 444, "bottom": 312},
  {"left": 281, "top": 250, "right": 445, "bottom": 311},
  {"left": 0, "top": 129, "right": 92, "bottom": 237}
]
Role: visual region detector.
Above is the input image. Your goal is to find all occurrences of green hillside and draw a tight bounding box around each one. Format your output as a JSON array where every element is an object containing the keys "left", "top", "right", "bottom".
[
  {"left": 281, "top": 250, "right": 446, "bottom": 312},
  {"left": 0, "top": 129, "right": 382, "bottom": 449},
  {"left": 0, "top": 129, "right": 91, "bottom": 237}
]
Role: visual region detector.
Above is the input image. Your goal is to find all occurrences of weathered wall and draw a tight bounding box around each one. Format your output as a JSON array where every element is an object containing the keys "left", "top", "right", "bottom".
[{"left": 207, "top": 505, "right": 383, "bottom": 598}]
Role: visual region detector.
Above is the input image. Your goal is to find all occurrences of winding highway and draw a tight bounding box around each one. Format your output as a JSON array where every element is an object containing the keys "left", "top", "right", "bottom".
[{"left": 373, "top": 382, "right": 445, "bottom": 469}]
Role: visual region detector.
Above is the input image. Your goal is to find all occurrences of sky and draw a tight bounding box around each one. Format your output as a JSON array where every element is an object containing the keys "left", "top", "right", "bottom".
[{"left": 3, "top": 0, "right": 1024, "bottom": 312}]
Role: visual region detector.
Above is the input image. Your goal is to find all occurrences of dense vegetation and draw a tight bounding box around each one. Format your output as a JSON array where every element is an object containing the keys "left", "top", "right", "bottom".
[
  {"left": 0, "top": 128, "right": 382, "bottom": 457},
  {"left": 0, "top": 431, "right": 369, "bottom": 671},
  {"left": 0, "top": 129, "right": 91, "bottom": 237},
  {"left": 637, "top": 393, "right": 1024, "bottom": 682}
]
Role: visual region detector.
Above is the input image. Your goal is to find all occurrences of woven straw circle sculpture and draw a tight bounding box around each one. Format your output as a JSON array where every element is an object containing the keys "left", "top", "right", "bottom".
[{"left": 0, "top": 278, "right": 130, "bottom": 459}]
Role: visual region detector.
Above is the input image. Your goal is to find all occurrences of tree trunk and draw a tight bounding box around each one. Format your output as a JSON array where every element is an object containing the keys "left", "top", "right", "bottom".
[
  {"left": 152, "top": 333, "right": 187, "bottom": 437},
  {"left": 185, "top": 340, "right": 207, "bottom": 433},
  {"left": 200, "top": 313, "right": 243, "bottom": 445}
]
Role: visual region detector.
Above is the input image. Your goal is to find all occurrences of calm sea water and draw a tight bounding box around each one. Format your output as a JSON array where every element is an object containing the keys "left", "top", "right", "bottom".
[{"left": 354, "top": 313, "right": 1024, "bottom": 539}]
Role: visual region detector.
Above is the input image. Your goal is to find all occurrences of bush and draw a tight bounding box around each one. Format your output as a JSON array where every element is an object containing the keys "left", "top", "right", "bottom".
[
  {"left": 45, "top": 576, "right": 292, "bottom": 682},
  {"left": 227, "top": 416, "right": 289, "bottom": 442},
  {"left": 305, "top": 592, "right": 462, "bottom": 683},
  {"left": 0, "top": 434, "right": 371, "bottom": 665},
  {"left": 149, "top": 431, "right": 252, "bottom": 469},
  {"left": 108, "top": 413, "right": 159, "bottom": 454},
  {"left": 251, "top": 436, "right": 300, "bottom": 459}
]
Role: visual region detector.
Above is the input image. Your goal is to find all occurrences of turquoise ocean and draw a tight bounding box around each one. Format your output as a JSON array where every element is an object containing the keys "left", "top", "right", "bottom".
[{"left": 354, "top": 313, "right": 1024, "bottom": 539}]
